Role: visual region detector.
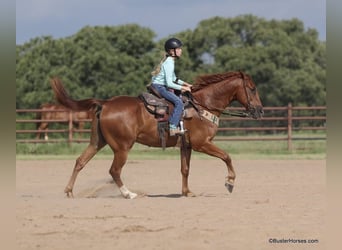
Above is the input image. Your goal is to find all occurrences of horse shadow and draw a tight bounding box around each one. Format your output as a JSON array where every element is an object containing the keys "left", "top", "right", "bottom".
[{"left": 147, "top": 194, "right": 183, "bottom": 198}]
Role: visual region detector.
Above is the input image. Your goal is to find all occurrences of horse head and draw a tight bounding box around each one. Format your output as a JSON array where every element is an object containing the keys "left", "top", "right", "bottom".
[
  {"left": 235, "top": 72, "right": 264, "bottom": 119},
  {"left": 192, "top": 71, "right": 264, "bottom": 119}
]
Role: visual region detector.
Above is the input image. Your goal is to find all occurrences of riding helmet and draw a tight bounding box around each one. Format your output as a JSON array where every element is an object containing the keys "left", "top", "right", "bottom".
[{"left": 164, "top": 38, "right": 183, "bottom": 52}]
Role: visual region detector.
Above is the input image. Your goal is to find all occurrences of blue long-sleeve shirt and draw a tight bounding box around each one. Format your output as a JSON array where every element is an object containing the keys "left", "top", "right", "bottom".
[{"left": 151, "top": 56, "right": 184, "bottom": 90}]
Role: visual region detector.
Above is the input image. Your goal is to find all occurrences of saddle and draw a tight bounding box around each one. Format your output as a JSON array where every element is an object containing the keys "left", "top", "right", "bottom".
[
  {"left": 138, "top": 92, "right": 169, "bottom": 121},
  {"left": 138, "top": 84, "right": 198, "bottom": 149},
  {"left": 138, "top": 84, "right": 197, "bottom": 121}
]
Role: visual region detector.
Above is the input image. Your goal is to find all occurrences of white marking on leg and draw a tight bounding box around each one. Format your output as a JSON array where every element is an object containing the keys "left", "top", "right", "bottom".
[{"left": 119, "top": 185, "right": 137, "bottom": 199}]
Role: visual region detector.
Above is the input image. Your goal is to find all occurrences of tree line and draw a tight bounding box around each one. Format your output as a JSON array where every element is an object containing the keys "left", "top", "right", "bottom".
[{"left": 16, "top": 15, "right": 326, "bottom": 109}]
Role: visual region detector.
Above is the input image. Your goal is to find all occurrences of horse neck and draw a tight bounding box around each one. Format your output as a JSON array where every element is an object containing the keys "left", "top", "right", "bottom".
[{"left": 192, "top": 78, "right": 240, "bottom": 115}]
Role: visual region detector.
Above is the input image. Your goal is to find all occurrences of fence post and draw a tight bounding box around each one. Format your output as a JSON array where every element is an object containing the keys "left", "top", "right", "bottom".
[
  {"left": 287, "top": 103, "right": 293, "bottom": 151},
  {"left": 68, "top": 110, "right": 73, "bottom": 145}
]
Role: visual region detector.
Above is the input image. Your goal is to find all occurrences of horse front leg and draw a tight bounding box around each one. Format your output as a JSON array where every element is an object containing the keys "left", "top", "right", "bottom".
[
  {"left": 194, "top": 141, "right": 236, "bottom": 193},
  {"left": 180, "top": 136, "right": 195, "bottom": 197}
]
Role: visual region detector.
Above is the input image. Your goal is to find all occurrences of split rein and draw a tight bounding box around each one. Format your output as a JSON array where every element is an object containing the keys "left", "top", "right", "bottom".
[
  {"left": 221, "top": 109, "right": 250, "bottom": 117},
  {"left": 189, "top": 73, "right": 252, "bottom": 118},
  {"left": 223, "top": 71, "right": 252, "bottom": 117},
  {"left": 187, "top": 92, "right": 250, "bottom": 117}
]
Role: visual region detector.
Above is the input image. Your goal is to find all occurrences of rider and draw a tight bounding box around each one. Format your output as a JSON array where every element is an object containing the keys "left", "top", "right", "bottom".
[{"left": 151, "top": 38, "right": 192, "bottom": 136}]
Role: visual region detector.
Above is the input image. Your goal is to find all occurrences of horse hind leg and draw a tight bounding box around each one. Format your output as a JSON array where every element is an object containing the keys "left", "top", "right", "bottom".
[
  {"left": 65, "top": 108, "right": 106, "bottom": 197},
  {"left": 109, "top": 150, "right": 137, "bottom": 199},
  {"left": 44, "top": 131, "right": 49, "bottom": 141},
  {"left": 35, "top": 123, "right": 48, "bottom": 140},
  {"left": 64, "top": 142, "right": 105, "bottom": 197}
]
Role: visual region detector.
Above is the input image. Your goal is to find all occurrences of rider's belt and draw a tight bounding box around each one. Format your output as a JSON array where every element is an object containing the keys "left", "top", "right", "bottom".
[{"left": 200, "top": 110, "right": 219, "bottom": 126}]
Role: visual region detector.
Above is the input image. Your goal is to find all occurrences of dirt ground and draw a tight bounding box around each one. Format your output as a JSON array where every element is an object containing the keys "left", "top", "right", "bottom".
[{"left": 16, "top": 159, "right": 326, "bottom": 250}]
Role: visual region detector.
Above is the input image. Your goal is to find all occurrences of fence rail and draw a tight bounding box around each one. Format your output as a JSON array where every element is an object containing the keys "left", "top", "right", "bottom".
[{"left": 16, "top": 104, "right": 326, "bottom": 150}]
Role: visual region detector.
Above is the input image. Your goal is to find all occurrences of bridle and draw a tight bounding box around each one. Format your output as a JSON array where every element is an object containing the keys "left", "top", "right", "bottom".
[{"left": 191, "top": 72, "right": 253, "bottom": 118}]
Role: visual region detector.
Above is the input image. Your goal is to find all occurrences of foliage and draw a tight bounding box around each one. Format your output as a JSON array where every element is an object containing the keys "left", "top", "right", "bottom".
[
  {"left": 16, "top": 137, "right": 326, "bottom": 160},
  {"left": 16, "top": 15, "right": 326, "bottom": 109}
]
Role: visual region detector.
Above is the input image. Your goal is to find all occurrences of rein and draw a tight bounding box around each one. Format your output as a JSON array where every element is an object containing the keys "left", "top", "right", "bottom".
[
  {"left": 221, "top": 109, "right": 250, "bottom": 117},
  {"left": 193, "top": 99, "right": 250, "bottom": 117},
  {"left": 224, "top": 72, "right": 251, "bottom": 118},
  {"left": 191, "top": 72, "right": 252, "bottom": 119},
  {"left": 190, "top": 98, "right": 249, "bottom": 127}
]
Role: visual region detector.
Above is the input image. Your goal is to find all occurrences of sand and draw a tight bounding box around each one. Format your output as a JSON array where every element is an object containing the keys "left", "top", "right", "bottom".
[{"left": 16, "top": 159, "right": 325, "bottom": 250}]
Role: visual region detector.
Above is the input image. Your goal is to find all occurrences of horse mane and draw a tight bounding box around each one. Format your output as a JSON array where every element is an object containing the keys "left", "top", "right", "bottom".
[{"left": 192, "top": 71, "right": 248, "bottom": 92}]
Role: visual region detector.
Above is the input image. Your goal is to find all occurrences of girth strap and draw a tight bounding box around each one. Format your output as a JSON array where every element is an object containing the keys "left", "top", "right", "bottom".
[{"left": 200, "top": 110, "right": 219, "bottom": 126}]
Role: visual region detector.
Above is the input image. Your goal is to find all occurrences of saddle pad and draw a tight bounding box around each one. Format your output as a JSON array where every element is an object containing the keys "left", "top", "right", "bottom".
[
  {"left": 139, "top": 92, "right": 169, "bottom": 117},
  {"left": 140, "top": 92, "right": 168, "bottom": 107}
]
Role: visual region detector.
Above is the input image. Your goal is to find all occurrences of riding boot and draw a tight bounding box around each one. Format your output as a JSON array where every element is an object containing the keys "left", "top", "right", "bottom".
[{"left": 169, "top": 124, "right": 184, "bottom": 136}]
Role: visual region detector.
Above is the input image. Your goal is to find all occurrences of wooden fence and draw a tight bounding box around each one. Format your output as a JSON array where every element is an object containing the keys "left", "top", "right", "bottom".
[{"left": 16, "top": 104, "right": 326, "bottom": 150}]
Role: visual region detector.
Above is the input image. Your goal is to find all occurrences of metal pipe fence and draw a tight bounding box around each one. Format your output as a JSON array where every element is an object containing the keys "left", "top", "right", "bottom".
[{"left": 16, "top": 104, "right": 326, "bottom": 150}]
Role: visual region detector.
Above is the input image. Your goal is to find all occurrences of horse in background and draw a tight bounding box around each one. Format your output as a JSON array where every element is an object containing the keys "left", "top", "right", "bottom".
[{"left": 35, "top": 103, "right": 92, "bottom": 140}]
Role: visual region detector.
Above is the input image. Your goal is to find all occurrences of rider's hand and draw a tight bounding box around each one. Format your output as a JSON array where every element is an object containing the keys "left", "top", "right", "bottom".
[
  {"left": 183, "top": 82, "right": 192, "bottom": 88},
  {"left": 181, "top": 86, "right": 191, "bottom": 92}
]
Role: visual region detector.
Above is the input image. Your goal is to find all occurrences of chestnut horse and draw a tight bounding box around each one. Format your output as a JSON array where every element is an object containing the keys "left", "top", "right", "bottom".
[
  {"left": 35, "top": 103, "right": 91, "bottom": 140},
  {"left": 50, "top": 71, "right": 263, "bottom": 199}
]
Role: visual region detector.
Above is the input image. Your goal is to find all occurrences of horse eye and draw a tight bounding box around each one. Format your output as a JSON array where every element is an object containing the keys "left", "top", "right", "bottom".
[{"left": 250, "top": 87, "right": 256, "bottom": 93}]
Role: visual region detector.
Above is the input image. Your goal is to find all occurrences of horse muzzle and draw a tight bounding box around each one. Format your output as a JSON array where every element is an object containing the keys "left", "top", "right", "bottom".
[{"left": 248, "top": 105, "right": 264, "bottom": 119}]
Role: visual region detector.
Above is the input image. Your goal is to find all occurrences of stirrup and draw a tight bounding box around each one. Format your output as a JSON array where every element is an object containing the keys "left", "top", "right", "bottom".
[
  {"left": 169, "top": 127, "right": 187, "bottom": 136},
  {"left": 169, "top": 127, "right": 181, "bottom": 136},
  {"left": 179, "top": 128, "right": 187, "bottom": 134},
  {"left": 178, "top": 121, "right": 187, "bottom": 134}
]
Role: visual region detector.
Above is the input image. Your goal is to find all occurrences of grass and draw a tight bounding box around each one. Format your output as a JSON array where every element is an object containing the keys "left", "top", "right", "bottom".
[{"left": 16, "top": 138, "right": 326, "bottom": 161}]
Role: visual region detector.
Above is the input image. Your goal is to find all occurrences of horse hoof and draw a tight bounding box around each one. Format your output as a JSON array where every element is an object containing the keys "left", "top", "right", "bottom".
[
  {"left": 187, "top": 192, "right": 196, "bottom": 197},
  {"left": 124, "top": 192, "right": 138, "bottom": 199},
  {"left": 182, "top": 191, "right": 196, "bottom": 197},
  {"left": 64, "top": 188, "right": 74, "bottom": 198},
  {"left": 65, "top": 192, "right": 74, "bottom": 198},
  {"left": 129, "top": 193, "right": 138, "bottom": 199},
  {"left": 225, "top": 182, "right": 234, "bottom": 193}
]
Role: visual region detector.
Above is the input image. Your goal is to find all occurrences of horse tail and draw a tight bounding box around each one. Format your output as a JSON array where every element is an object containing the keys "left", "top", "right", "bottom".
[{"left": 50, "top": 77, "right": 105, "bottom": 112}]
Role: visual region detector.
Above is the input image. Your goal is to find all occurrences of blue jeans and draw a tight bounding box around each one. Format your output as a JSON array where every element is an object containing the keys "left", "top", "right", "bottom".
[{"left": 152, "top": 84, "right": 183, "bottom": 126}]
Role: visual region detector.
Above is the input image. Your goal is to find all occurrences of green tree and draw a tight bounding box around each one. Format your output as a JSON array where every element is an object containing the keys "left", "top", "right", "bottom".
[
  {"left": 16, "top": 16, "right": 325, "bottom": 109},
  {"left": 16, "top": 24, "right": 156, "bottom": 108},
  {"left": 179, "top": 15, "right": 326, "bottom": 106}
]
